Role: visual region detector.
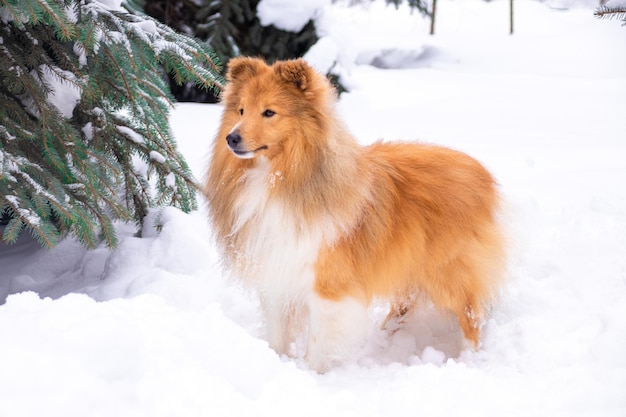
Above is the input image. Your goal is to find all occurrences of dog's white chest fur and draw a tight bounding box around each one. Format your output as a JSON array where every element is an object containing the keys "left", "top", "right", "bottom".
[
  {"left": 232, "top": 158, "right": 325, "bottom": 306},
  {"left": 230, "top": 157, "right": 368, "bottom": 370}
]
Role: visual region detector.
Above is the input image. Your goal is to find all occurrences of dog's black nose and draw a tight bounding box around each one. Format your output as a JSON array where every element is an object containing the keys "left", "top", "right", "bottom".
[{"left": 226, "top": 133, "right": 241, "bottom": 148}]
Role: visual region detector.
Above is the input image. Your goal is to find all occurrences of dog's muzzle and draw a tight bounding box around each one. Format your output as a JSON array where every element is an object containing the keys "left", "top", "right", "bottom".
[{"left": 226, "top": 132, "right": 267, "bottom": 159}]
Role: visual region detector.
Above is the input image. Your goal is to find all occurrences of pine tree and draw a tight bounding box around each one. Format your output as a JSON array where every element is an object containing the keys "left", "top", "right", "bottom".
[{"left": 0, "top": 0, "right": 223, "bottom": 249}]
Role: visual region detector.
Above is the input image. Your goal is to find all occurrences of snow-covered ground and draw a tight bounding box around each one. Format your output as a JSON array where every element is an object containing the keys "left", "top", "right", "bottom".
[{"left": 2, "top": 0, "right": 626, "bottom": 416}]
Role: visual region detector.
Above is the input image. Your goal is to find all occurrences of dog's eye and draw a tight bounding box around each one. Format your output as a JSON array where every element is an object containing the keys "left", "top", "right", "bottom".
[
  {"left": 262, "top": 109, "right": 275, "bottom": 118},
  {"left": 239, "top": 108, "right": 244, "bottom": 116}
]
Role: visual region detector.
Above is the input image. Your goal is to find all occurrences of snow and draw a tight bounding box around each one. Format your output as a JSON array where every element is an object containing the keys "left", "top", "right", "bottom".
[
  {"left": 81, "top": 122, "right": 93, "bottom": 141},
  {"left": 165, "top": 172, "right": 177, "bottom": 189},
  {"left": 117, "top": 125, "right": 144, "bottom": 144},
  {"left": 303, "top": 36, "right": 340, "bottom": 74},
  {"left": 1, "top": 0, "right": 626, "bottom": 416},
  {"left": 38, "top": 66, "right": 82, "bottom": 119},
  {"left": 149, "top": 150, "right": 166, "bottom": 164},
  {"left": 73, "top": 41, "right": 87, "bottom": 67},
  {"left": 94, "top": 0, "right": 124, "bottom": 11},
  {"left": 257, "top": 0, "right": 330, "bottom": 32},
  {"left": 133, "top": 19, "right": 158, "bottom": 35},
  {"left": 314, "top": 0, "right": 428, "bottom": 70}
]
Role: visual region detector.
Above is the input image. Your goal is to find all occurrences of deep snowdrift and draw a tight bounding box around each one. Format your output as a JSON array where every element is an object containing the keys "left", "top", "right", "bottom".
[{"left": 1, "top": 1, "right": 625, "bottom": 416}]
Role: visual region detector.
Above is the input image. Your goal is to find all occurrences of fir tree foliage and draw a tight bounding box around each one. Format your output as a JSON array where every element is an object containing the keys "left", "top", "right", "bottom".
[
  {"left": 594, "top": 5, "right": 626, "bottom": 25},
  {"left": 140, "top": 0, "right": 318, "bottom": 66},
  {"left": 137, "top": 0, "right": 319, "bottom": 102},
  {"left": 0, "top": 0, "right": 223, "bottom": 248}
]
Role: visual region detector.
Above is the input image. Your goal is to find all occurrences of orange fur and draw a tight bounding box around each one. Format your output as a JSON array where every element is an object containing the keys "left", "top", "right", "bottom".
[{"left": 204, "top": 57, "right": 505, "bottom": 371}]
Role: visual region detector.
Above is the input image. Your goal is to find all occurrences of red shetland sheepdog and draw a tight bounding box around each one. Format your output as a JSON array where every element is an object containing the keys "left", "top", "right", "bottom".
[{"left": 204, "top": 57, "right": 506, "bottom": 372}]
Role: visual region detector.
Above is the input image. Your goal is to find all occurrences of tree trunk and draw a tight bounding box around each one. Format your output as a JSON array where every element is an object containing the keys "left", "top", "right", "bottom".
[
  {"left": 430, "top": 0, "right": 437, "bottom": 35},
  {"left": 510, "top": 0, "right": 514, "bottom": 34}
]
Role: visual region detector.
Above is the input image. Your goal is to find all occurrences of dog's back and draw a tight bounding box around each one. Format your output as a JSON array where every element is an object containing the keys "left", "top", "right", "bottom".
[{"left": 314, "top": 141, "right": 506, "bottom": 346}]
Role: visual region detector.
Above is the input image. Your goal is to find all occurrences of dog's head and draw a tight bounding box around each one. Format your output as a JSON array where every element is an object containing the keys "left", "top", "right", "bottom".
[{"left": 220, "top": 57, "right": 334, "bottom": 160}]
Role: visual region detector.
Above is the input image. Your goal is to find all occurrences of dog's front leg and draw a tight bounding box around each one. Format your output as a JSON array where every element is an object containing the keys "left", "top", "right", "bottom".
[
  {"left": 261, "top": 299, "right": 291, "bottom": 355},
  {"left": 305, "top": 294, "right": 369, "bottom": 373}
]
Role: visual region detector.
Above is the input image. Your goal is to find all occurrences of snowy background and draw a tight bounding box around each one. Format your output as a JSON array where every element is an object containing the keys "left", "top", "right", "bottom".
[{"left": 1, "top": 0, "right": 626, "bottom": 416}]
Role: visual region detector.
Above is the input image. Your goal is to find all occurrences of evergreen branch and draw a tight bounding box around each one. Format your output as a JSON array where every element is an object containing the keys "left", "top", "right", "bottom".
[
  {"left": 2, "top": 217, "right": 25, "bottom": 244},
  {"left": 12, "top": 167, "right": 75, "bottom": 226},
  {"left": 125, "top": 164, "right": 152, "bottom": 219},
  {"left": 1, "top": 194, "right": 60, "bottom": 247},
  {"left": 594, "top": 6, "right": 626, "bottom": 22},
  {"left": 66, "top": 199, "right": 100, "bottom": 247},
  {"left": 0, "top": 0, "right": 31, "bottom": 30},
  {"left": 1, "top": 0, "right": 221, "bottom": 248},
  {"left": 37, "top": 0, "right": 77, "bottom": 40},
  {"left": 102, "top": 46, "right": 136, "bottom": 105}
]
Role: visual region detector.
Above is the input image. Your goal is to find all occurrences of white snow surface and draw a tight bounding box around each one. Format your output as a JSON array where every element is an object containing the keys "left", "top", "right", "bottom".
[{"left": 2, "top": 1, "right": 626, "bottom": 416}]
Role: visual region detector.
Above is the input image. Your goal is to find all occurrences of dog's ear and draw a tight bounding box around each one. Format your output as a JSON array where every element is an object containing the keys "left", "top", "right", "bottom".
[
  {"left": 226, "top": 57, "right": 266, "bottom": 83},
  {"left": 273, "top": 59, "right": 316, "bottom": 92}
]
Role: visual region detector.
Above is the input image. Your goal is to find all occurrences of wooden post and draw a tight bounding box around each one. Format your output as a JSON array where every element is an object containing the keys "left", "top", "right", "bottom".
[{"left": 430, "top": 0, "right": 437, "bottom": 35}]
